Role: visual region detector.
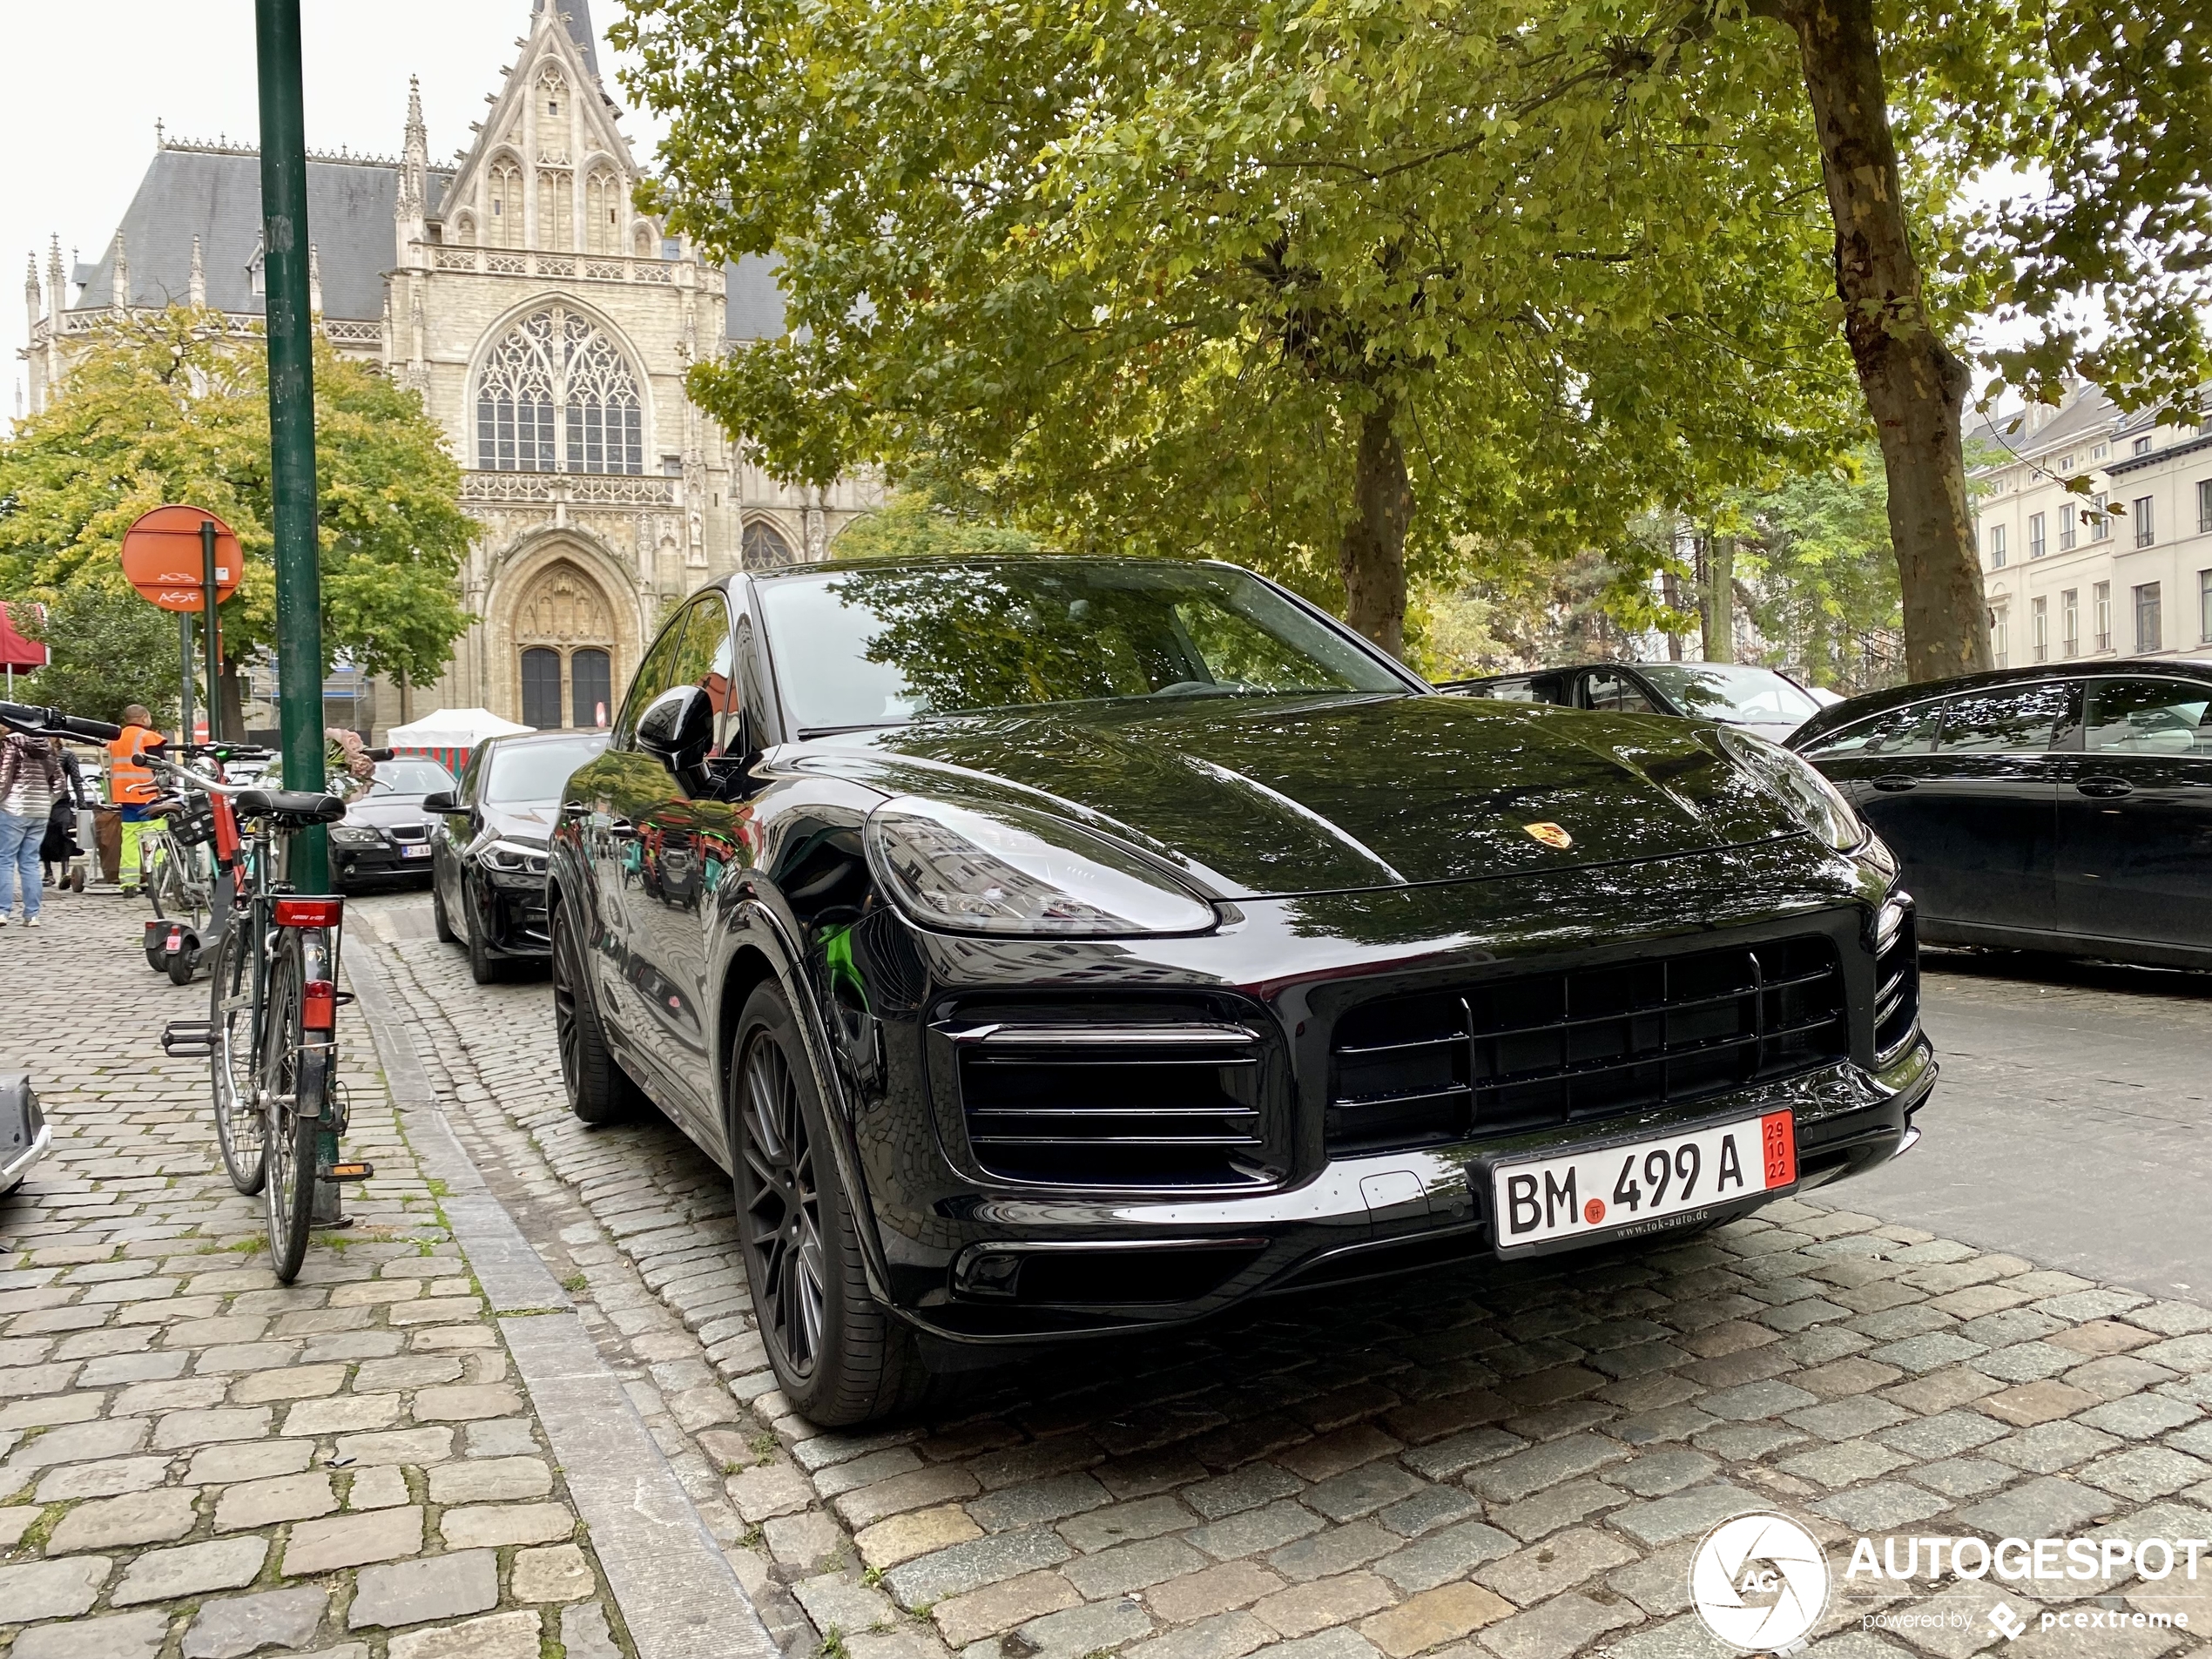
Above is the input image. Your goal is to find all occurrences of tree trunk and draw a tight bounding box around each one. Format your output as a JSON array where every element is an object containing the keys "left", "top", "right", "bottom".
[
  {"left": 1339, "top": 398, "right": 1413, "bottom": 658},
  {"left": 1702, "top": 534, "right": 1737, "bottom": 662},
  {"left": 1661, "top": 569, "right": 1687, "bottom": 661},
  {"left": 1771, "top": 0, "right": 1988, "bottom": 681}
]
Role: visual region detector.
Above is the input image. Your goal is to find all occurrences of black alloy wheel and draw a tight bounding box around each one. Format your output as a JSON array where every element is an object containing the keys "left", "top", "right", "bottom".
[
  {"left": 728, "top": 983, "right": 945, "bottom": 1426},
  {"left": 550, "top": 900, "right": 636, "bottom": 1124},
  {"left": 465, "top": 878, "right": 502, "bottom": 985}
]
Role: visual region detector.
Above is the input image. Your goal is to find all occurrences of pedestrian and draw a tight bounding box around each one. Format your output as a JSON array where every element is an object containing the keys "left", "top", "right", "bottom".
[
  {"left": 40, "top": 739, "right": 88, "bottom": 890},
  {"left": 106, "top": 705, "right": 166, "bottom": 894},
  {"left": 0, "top": 718, "right": 64, "bottom": 927}
]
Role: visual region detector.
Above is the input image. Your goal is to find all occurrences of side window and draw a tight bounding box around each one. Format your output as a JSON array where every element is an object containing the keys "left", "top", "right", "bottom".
[
  {"left": 1583, "top": 670, "right": 1656, "bottom": 714},
  {"left": 614, "top": 604, "right": 695, "bottom": 745},
  {"left": 2084, "top": 679, "right": 2212, "bottom": 758},
  {"left": 671, "top": 596, "right": 741, "bottom": 757},
  {"left": 1800, "top": 702, "right": 1943, "bottom": 759},
  {"left": 1481, "top": 677, "right": 1540, "bottom": 702},
  {"left": 1932, "top": 681, "right": 2075, "bottom": 754},
  {"left": 457, "top": 743, "right": 488, "bottom": 808}
]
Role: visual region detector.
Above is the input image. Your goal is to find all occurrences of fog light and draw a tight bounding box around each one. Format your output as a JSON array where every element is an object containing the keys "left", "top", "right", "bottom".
[{"left": 953, "top": 1251, "right": 1022, "bottom": 1299}]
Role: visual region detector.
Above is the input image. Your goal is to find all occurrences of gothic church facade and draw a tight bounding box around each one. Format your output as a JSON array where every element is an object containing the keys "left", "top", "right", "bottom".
[{"left": 21, "top": 0, "right": 874, "bottom": 735}]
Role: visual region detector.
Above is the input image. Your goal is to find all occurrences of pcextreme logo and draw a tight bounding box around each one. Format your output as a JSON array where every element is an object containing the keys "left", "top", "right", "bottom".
[{"left": 1689, "top": 1512, "right": 1831, "bottom": 1652}]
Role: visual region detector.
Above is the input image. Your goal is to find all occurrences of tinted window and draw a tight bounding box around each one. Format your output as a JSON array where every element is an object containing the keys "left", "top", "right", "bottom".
[
  {"left": 758, "top": 562, "right": 1402, "bottom": 732},
  {"left": 1800, "top": 702, "right": 1943, "bottom": 758},
  {"left": 1932, "top": 682, "right": 2074, "bottom": 754},
  {"left": 484, "top": 735, "right": 610, "bottom": 803},
  {"left": 614, "top": 605, "right": 695, "bottom": 743},
  {"left": 1582, "top": 670, "right": 1657, "bottom": 713},
  {"left": 1478, "top": 677, "right": 1549, "bottom": 704},
  {"left": 1637, "top": 664, "right": 1821, "bottom": 725},
  {"left": 2084, "top": 678, "right": 2212, "bottom": 757},
  {"left": 456, "top": 745, "right": 487, "bottom": 808}
]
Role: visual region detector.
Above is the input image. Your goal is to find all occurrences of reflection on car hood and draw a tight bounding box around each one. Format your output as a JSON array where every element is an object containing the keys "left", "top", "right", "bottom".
[
  {"left": 479, "top": 801, "right": 557, "bottom": 846},
  {"left": 794, "top": 693, "right": 1809, "bottom": 897},
  {"left": 344, "top": 794, "right": 434, "bottom": 828}
]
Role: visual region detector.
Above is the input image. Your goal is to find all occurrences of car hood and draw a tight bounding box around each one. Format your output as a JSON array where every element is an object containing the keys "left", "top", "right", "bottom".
[
  {"left": 792, "top": 692, "right": 1810, "bottom": 897},
  {"left": 479, "top": 800, "right": 558, "bottom": 846},
  {"left": 345, "top": 793, "right": 433, "bottom": 829}
]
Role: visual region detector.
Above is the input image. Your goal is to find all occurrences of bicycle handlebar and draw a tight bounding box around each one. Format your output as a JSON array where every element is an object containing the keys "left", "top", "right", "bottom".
[
  {"left": 0, "top": 701, "right": 125, "bottom": 744},
  {"left": 145, "top": 752, "right": 255, "bottom": 798}
]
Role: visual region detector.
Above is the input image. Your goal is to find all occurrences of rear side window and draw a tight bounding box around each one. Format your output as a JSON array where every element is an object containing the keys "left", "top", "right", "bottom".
[
  {"left": 2084, "top": 678, "right": 2212, "bottom": 757},
  {"left": 1932, "top": 681, "right": 2075, "bottom": 754},
  {"left": 1476, "top": 677, "right": 1550, "bottom": 703},
  {"left": 1581, "top": 670, "right": 1657, "bottom": 713},
  {"left": 1800, "top": 702, "right": 1942, "bottom": 758}
]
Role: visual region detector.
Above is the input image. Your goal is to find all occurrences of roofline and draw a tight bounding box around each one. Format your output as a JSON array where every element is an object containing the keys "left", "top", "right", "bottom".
[{"left": 1789, "top": 657, "right": 2212, "bottom": 746}]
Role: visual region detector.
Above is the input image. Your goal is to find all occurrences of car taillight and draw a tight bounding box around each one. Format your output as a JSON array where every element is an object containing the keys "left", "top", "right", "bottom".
[
  {"left": 274, "top": 898, "right": 343, "bottom": 928},
  {"left": 303, "top": 980, "right": 337, "bottom": 1030}
]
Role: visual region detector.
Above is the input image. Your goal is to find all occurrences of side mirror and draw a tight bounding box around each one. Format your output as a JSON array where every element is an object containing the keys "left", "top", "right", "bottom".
[
  {"left": 637, "top": 685, "right": 712, "bottom": 772},
  {"left": 422, "top": 791, "right": 456, "bottom": 813}
]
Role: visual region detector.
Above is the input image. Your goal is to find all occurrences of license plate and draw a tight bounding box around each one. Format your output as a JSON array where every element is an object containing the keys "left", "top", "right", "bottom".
[
  {"left": 401, "top": 844, "right": 432, "bottom": 860},
  {"left": 1493, "top": 1110, "right": 1796, "bottom": 1253}
]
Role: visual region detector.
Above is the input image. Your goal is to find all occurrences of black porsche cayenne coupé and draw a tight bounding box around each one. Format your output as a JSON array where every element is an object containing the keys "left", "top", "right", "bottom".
[{"left": 550, "top": 556, "right": 1933, "bottom": 1423}]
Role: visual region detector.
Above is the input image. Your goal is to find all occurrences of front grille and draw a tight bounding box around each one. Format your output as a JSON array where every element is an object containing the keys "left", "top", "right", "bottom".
[
  {"left": 946, "top": 1016, "right": 1278, "bottom": 1190},
  {"left": 387, "top": 824, "right": 428, "bottom": 844},
  {"left": 1328, "top": 934, "right": 1848, "bottom": 1156},
  {"left": 1874, "top": 905, "right": 1919, "bottom": 1061}
]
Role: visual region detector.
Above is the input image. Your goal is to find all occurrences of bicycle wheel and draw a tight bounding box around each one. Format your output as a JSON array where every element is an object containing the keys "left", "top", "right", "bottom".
[
  {"left": 208, "top": 926, "right": 266, "bottom": 1195},
  {"left": 260, "top": 928, "right": 324, "bottom": 1283}
]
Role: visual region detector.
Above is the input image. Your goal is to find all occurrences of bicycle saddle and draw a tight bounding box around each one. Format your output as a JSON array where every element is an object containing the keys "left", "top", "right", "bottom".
[{"left": 237, "top": 788, "right": 348, "bottom": 826}]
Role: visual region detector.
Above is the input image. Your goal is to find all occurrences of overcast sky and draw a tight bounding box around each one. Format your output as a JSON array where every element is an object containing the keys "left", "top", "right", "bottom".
[{"left": 3, "top": 1, "right": 666, "bottom": 417}]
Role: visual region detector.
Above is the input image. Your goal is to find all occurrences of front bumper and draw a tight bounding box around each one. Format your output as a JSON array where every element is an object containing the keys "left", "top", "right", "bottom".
[
  {"left": 333, "top": 842, "right": 435, "bottom": 881},
  {"left": 475, "top": 869, "right": 551, "bottom": 957}
]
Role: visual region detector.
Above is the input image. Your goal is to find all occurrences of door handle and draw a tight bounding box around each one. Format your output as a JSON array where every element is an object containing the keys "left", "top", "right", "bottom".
[
  {"left": 2075, "top": 777, "right": 2134, "bottom": 799},
  {"left": 1870, "top": 775, "right": 1920, "bottom": 792}
]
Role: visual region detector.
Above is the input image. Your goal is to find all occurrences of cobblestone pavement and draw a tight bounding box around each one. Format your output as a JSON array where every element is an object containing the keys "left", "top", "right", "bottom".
[
  {"left": 0, "top": 892, "right": 637, "bottom": 1659},
  {"left": 352, "top": 892, "right": 2212, "bottom": 1659}
]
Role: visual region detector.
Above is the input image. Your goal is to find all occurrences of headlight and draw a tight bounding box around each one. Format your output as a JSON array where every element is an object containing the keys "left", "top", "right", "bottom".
[
  {"left": 328, "top": 826, "right": 382, "bottom": 846},
  {"left": 479, "top": 840, "right": 548, "bottom": 875},
  {"left": 865, "top": 797, "right": 1215, "bottom": 936},
  {"left": 1713, "top": 726, "right": 1869, "bottom": 853}
]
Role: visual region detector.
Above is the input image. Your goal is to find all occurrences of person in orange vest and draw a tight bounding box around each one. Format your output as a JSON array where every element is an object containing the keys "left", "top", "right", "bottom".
[{"left": 106, "top": 705, "right": 166, "bottom": 894}]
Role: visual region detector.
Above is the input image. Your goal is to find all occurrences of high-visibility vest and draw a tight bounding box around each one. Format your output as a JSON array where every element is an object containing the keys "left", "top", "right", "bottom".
[{"left": 108, "top": 725, "right": 161, "bottom": 806}]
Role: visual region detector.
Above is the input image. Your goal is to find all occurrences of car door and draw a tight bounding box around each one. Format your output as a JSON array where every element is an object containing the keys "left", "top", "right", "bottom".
[
  {"left": 2054, "top": 675, "right": 2212, "bottom": 950},
  {"left": 1842, "top": 681, "right": 2074, "bottom": 935}
]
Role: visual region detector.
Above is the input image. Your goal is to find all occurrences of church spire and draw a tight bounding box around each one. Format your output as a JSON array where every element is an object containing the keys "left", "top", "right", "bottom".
[
  {"left": 397, "top": 76, "right": 430, "bottom": 262},
  {"left": 46, "top": 235, "right": 63, "bottom": 308},
  {"left": 24, "top": 253, "right": 38, "bottom": 340},
  {"left": 189, "top": 236, "right": 206, "bottom": 308}
]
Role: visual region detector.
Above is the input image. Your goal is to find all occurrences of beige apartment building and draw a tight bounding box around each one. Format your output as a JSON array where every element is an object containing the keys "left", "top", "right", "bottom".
[{"left": 1971, "top": 383, "right": 2212, "bottom": 671}]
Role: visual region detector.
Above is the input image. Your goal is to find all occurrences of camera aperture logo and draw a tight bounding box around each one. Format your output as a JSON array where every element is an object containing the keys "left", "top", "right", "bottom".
[{"left": 1690, "top": 1512, "right": 1831, "bottom": 1652}]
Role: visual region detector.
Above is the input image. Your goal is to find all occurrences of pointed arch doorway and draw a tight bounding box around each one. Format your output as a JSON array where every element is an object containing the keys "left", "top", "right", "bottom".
[{"left": 512, "top": 558, "right": 620, "bottom": 729}]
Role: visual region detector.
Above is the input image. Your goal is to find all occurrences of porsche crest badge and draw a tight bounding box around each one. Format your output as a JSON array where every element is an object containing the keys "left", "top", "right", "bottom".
[{"left": 1522, "top": 822, "right": 1574, "bottom": 850}]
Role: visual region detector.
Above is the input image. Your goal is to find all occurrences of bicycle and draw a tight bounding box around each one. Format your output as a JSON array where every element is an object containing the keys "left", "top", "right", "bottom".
[
  {"left": 139, "top": 745, "right": 267, "bottom": 983},
  {"left": 139, "top": 748, "right": 366, "bottom": 1281}
]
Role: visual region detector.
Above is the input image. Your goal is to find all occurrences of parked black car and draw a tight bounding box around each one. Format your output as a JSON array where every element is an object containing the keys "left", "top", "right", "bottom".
[
  {"left": 1448, "top": 661, "right": 1829, "bottom": 742},
  {"left": 327, "top": 757, "right": 457, "bottom": 889},
  {"left": 551, "top": 556, "right": 1932, "bottom": 1424},
  {"left": 427, "top": 729, "right": 608, "bottom": 982},
  {"left": 1789, "top": 659, "right": 2212, "bottom": 969}
]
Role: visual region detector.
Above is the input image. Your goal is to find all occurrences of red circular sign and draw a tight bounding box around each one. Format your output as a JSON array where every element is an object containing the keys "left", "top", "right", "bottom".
[
  {"left": 120, "top": 505, "right": 243, "bottom": 613},
  {"left": 1584, "top": 1197, "right": 1607, "bottom": 1225}
]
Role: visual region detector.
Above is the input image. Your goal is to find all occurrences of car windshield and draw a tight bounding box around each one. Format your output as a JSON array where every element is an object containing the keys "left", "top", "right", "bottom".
[
  {"left": 1636, "top": 664, "right": 1820, "bottom": 725},
  {"left": 758, "top": 561, "right": 1406, "bottom": 732},
  {"left": 484, "top": 736, "right": 606, "bottom": 803},
  {"left": 369, "top": 759, "right": 455, "bottom": 796}
]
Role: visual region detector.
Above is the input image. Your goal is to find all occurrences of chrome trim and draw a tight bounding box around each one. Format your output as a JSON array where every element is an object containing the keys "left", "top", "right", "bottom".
[{"left": 0, "top": 1123, "right": 52, "bottom": 1195}]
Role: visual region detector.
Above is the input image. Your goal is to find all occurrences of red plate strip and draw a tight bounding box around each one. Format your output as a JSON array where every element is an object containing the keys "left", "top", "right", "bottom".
[{"left": 1761, "top": 1109, "right": 1797, "bottom": 1187}]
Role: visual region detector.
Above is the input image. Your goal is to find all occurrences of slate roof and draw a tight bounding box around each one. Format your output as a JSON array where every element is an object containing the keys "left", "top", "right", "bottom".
[{"left": 71, "top": 146, "right": 451, "bottom": 322}]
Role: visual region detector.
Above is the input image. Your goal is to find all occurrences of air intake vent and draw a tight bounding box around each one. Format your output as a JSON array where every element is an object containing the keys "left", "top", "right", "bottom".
[
  {"left": 1328, "top": 934, "right": 1849, "bottom": 1156},
  {"left": 946, "top": 1018, "right": 1278, "bottom": 1190},
  {"left": 1874, "top": 904, "right": 1919, "bottom": 1062}
]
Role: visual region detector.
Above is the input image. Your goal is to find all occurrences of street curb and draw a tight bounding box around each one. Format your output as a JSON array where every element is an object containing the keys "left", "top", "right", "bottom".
[{"left": 347, "top": 934, "right": 779, "bottom": 1659}]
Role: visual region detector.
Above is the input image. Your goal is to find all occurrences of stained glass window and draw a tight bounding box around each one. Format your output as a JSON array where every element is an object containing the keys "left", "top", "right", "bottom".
[{"left": 475, "top": 307, "right": 643, "bottom": 474}]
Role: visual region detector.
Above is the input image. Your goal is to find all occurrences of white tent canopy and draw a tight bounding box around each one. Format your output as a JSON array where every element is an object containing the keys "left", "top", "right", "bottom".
[{"left": 385, "top": 707, "right": 531, "bottom": 749}]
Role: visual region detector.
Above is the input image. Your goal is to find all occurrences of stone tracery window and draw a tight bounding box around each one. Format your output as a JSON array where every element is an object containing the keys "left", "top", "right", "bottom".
[
  {"left": 476, "top": 307, "right": 643, "bottom": 474},
  {"left": 586, "top": 169, "right": 624, "bottom": 256},
  {"left": 537, "top": 169, "right": 574, "bottom": 252},
  {"left": 742, "top": 520, "right": 796, "bottom": 571}
]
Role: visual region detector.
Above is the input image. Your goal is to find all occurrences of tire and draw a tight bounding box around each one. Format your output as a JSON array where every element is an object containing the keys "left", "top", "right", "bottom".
[
  {"left": 145, "top": 945, "right": 167, "bottom": 973},
  {"left": 209, "top": 927, "right": 266, "bottom": 1195},
  {"left": 550, "top": 899, "right": 637, "bottom": 1125},
  {"left": 431, "top": 879, "right": 458, "bottom": 945},
  {"left": 167, "top": 942, "right": 198, "bottom": 986},
  {"left": 464, "top": 880, "right": 502, "bottom": 984},
  {"left": 730, "top": 982, "right": 942, "bottom": 1426},
  {"left": 260, "top": 928, "right": 323, "bottom": 1284}
]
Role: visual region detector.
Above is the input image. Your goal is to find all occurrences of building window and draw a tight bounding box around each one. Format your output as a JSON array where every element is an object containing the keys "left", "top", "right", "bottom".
[
  {"left": 2134, "top": 496, "right": 2155, "bottom": 548},
  {"left": 2060, "top": 503, "right": 2077, "bottom": 550},
  {"left": 2134, "top": 435, "right": 2153, "bottom": 455},
  {"left": 1991, "top": 608, "right": 2008, "bottom": 669},
  {"left": 742, "top": 521, "right": 796, "bottom": 571},
  {"left": 2031, "top": 596, "right": 2048, "bottom": 662},
  {"left": 537, "top": 169, "right": 573, "bottom": 252},
  {"left": 521, "top": 647, "right": 563, "bottom": 730},
  {"left": 487, "top": 161, "right": 522, "bottom": 249},
  {"left": 2202, "top": 570, "right": 2212, "bottom": 644},
  {"left": 2199, "top": 479, "right": 2212, "bottom": 535},
  {"left": 2028, "top": 512, "right": 2046, "bottom": 559},
  {"left": 1987, "top": 523, "right": 2006, "bottom": 568},
  {"left": 2091, "top": 492, "right": 2112, "bottom": 541},
  {"left": 2134, "top": 582, "right": 2162, "bottom": 654},
  {"left": 571, "top": 648, "right": 612, "bottom": 729},
  {"left": 2094, "top": 443, "right": 2107, "bottom": 460},
  {"left": 475, "top": 307, "right": 644, "bottom": 474},
  {"left": 2094, "top": 581, "right": 2112, "bottom": 651},
  {"left": 585, "top": 170, "right": 624, "bottom": 256},
  {"left": 2061, "top": 589, "right": 2079, "bottom": 657}
]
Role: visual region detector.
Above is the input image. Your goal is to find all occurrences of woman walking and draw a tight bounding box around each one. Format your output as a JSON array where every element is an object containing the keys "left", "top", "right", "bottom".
[{"left": 0, "top": 718, "right": 64, "bottom": 927}]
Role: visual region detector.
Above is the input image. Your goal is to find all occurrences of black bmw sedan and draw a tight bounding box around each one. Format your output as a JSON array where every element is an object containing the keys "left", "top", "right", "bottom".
[
  {"left": 327, "top": 756, "right": 457, "bottom": 890},
  {"left": 428, "top": 728, "right": 608, "bottom": 982},
  {"left": 551, "top": 556, "right": 1932, "bottom": 1424},
  {"left": 1787, "top": 659, "right": 2212, "bottom": 969}
]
